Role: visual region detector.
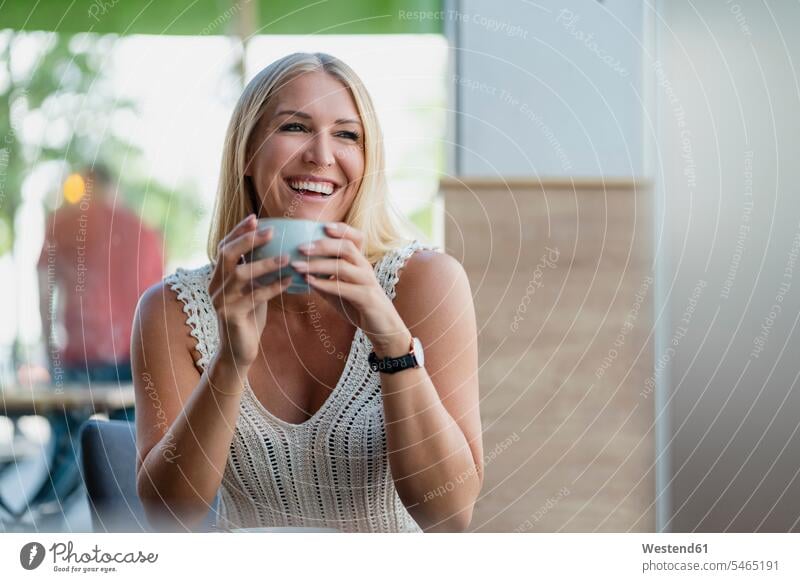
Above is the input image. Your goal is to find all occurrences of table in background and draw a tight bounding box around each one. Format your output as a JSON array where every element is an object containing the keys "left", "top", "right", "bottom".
[{"left": 0, "top": 383, "right": 135, "bottom": 529}]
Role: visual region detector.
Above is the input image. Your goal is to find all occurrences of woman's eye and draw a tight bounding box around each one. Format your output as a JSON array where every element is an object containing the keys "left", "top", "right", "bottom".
[
  {"left": 280, "top": 122, "right": 308, "bottom": 132},
  {"left": 337, "top": 131, "right": 360, "bottom": 141}
]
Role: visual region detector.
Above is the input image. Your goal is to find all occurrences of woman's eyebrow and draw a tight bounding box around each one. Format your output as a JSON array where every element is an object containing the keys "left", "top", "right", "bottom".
[
  {"left": 275, "top": 109, "right": 311, "bottom": 119},
  {"left": 334, "top": 117, "right": 362, "bottom": 126},
  {"left": 275, "top": 109, "right": 362, "bottom": 126}
]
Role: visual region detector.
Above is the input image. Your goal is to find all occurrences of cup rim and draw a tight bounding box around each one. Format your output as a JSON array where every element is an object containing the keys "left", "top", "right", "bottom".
[{"left": 256, "top": 217, "right": 325, "bottom": 226}]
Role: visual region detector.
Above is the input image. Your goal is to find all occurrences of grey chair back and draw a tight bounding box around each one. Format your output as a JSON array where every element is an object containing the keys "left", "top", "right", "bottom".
[
  {"left": 79, "top": 419, "right": 149, "bottom": 532},
  {"left": 80, "top": 419, "right": 218, "bottom": 532}
]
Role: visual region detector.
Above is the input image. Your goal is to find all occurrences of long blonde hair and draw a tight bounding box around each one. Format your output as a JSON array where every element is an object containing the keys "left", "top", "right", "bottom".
[{"left": 207, "top": 52, "right": 416, "bottom": 264}]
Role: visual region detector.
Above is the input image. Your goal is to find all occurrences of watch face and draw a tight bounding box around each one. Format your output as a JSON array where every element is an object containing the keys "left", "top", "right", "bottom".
[{"left": 413, "top": 337, "right": 424, "bottom": 367}]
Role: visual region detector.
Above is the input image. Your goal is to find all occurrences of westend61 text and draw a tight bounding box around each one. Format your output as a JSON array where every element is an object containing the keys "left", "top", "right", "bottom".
[{"left": 642, "top": 543, "right": 708, "bottom": 554}]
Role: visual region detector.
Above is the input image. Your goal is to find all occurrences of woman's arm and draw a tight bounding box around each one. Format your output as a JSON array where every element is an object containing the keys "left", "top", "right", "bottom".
[
  {"left": 370, "top": 251, "right": 483, "bottom": 533},
  {"left": 298, "top": 227, "right": 483, "bottom": 532},
  {"left": 132, "top": 282, "right": 248, "bottom": 531},
  {"left": 133, "top": 215, "right": 291, "bottom": 531}
]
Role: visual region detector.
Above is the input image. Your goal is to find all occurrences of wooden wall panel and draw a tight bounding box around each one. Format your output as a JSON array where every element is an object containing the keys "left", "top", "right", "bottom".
[{"left": 442, "top": 179, "right": 656, "bottom": 532}]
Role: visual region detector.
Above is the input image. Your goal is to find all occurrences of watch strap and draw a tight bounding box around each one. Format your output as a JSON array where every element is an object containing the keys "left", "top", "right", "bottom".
[{"left": 368, "top": 337, "right": 418, "bottom": 374}]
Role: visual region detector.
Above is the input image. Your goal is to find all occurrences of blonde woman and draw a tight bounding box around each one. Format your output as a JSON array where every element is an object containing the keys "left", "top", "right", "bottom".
[{"left": 132, "top": 53, "right": 482, "bottom": 533}]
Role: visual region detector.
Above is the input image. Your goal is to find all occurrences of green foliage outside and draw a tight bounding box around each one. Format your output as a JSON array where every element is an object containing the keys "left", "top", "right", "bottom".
[{"left": 0, "top": 30, "right": 201, "bottom": 259}]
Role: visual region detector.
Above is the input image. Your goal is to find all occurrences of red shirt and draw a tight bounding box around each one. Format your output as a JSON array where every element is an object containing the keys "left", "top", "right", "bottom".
[{"left": 38, "top": 200, "right": 164, "bottom": 366}]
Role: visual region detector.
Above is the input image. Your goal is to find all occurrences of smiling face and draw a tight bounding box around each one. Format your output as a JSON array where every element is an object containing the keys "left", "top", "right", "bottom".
[{"left": 245, "top": 70, "right": 365, "bottom": 222}]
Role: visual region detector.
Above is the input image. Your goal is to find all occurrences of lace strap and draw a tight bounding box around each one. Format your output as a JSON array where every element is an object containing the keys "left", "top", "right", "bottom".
[
  {"left": 164, "top": 264, "right": 217, "bottom": 370},
  {"left": 375, "top": 240, "right": 441, "bottom": 300}
]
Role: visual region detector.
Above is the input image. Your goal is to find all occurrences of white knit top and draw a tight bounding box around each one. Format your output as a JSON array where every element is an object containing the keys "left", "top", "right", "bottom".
[{"left": 165, "top": 239, "right": 438, "bottom": 533}]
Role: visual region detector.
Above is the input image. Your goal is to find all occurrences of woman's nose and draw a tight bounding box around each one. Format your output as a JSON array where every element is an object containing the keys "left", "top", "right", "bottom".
[{"left": 301, "top": 132, "right": 335, "bottom": 167}]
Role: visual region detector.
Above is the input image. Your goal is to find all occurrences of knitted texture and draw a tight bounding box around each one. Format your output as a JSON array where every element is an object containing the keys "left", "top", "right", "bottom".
[{"left": 164, "top": 239, "right": 439, "bottom": 532}]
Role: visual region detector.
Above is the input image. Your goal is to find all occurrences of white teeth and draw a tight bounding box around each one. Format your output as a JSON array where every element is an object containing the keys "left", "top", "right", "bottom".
[{"left": 288, "top": 180, "right": 335, "bottom": 195}]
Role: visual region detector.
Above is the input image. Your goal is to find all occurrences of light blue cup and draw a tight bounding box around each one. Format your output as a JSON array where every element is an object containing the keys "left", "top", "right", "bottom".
[{"left": 246, "top": 218, "right": 331, "bottom": 294}]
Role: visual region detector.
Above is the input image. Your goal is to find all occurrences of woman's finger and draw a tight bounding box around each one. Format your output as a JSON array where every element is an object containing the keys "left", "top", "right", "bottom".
[
  {"left": 218, "top": 214, "right": 257, "bottom": 251},
  {"left": 249, "top": 275, "right": 292, "bottom": 303},
  {"left": 299, "top": 237, "right": 363, "bottom": 266},
  {"left": 303, "top": 273, "right": 368, "bottom": 306},
  {"left": 324, "top": 222, "right": 365, "bottom": 252},
  {"left": 236, "top": 253, "right": 290, "bottom": 281},
  {"left": 219, "top": 261, "right": 290, "bottom": 310},
  {"left": 291, "top": 258, "right": 366, "bottom": 284},
  {"left": 211, "top": 215, "right": 259, "bottom": 289},
  {"left": 222, "top": 226, "right": 274, "bottom": 269}
]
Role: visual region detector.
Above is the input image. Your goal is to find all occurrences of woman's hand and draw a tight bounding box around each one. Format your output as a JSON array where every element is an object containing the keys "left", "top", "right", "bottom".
[
  {"left": 209, "top": 214, "right": 291, "bottom": 370},
  {"left": 292, "top": 222, "right": 408, "bottom": 354}
]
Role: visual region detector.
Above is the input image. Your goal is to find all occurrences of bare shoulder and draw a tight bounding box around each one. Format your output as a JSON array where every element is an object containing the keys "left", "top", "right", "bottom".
[
  {"left": 393, "top": 248, "right": 472, "bottom": 327},
  {"left": 135, "top": 280, "right": 188, "bottom": 336},
  {"left": 398, "top": 248, "right": 466, "bottom": 289},
  {"left": 133, "top": 279, "right": 201, "bottom": 369},
  {"left": 405, "top": 248, "right": 463, "bottom": 271}
]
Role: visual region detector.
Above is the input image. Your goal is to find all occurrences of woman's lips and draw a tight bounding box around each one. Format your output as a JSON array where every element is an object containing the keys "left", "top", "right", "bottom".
[{"left": 283, "top": 178, "right": 340, "bottom": 200}]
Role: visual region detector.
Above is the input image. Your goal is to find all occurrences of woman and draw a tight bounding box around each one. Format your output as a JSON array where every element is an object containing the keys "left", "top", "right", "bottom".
[{"left": 132, "top": 53, "right": 482, "bottom": 533}]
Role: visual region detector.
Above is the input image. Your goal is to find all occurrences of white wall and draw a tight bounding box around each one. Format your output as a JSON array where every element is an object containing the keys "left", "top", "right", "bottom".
[
  {"left": 451, "top": 0, "right": 644, "bottom": 177},
  {"left": 653, "top": 0, "right": 800, "bottom": 532}
]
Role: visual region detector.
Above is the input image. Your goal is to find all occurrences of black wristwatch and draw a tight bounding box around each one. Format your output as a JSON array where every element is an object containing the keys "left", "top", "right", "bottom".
[{"left": 368, "top": 337, "right": 425, "bottom": 374}]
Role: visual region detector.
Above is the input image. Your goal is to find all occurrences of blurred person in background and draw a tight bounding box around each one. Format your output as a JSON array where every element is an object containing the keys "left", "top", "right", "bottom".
[{"left": 37, "top": 164, "right": 164, "bottom": 420}]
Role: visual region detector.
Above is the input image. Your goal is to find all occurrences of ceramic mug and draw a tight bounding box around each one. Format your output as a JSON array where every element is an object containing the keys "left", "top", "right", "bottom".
[{"left": 245, "top": 218, "right": 332, "bottom": 294}]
